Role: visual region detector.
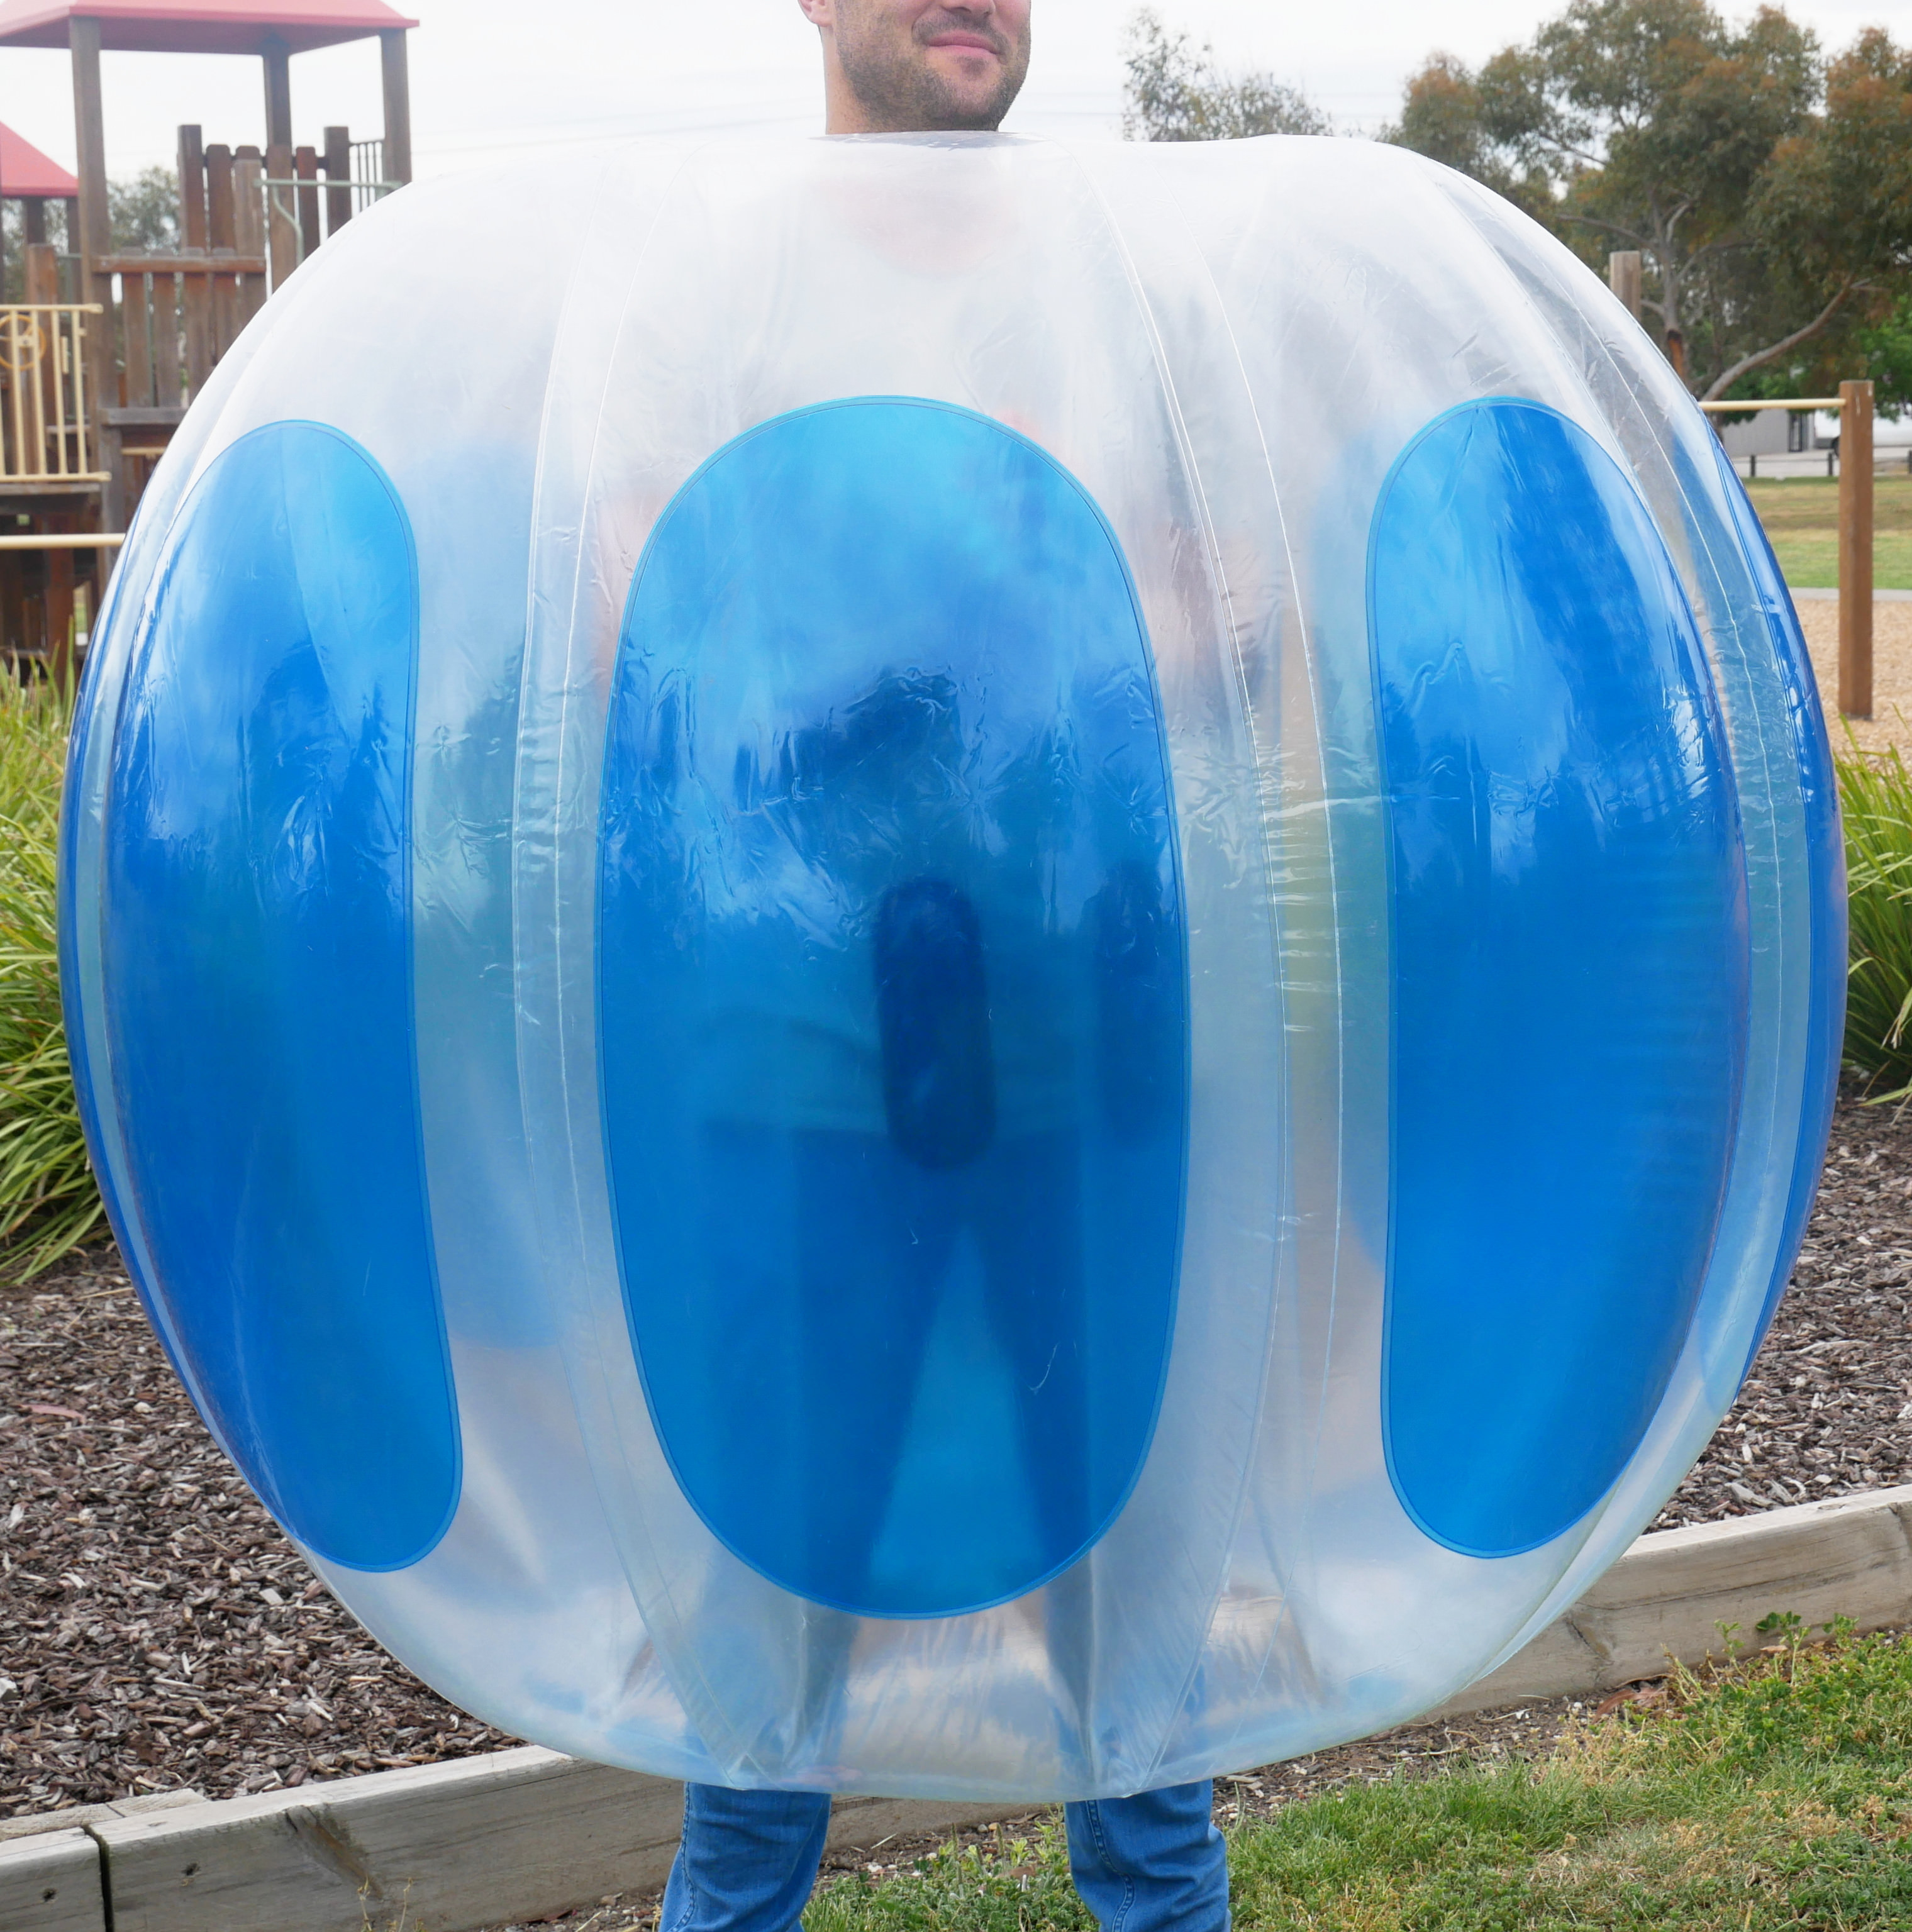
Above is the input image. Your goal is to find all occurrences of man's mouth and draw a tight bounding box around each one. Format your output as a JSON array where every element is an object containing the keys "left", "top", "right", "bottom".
[{"left": 923, "top": 28, "right": 1006, "bottom": 58}]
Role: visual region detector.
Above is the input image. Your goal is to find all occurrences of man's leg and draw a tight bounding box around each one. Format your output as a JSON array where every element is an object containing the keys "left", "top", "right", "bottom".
[
  {"left": 660, "top": 1785, "right": 832, "bottom": 1932},
  {"left": 796, "top": 1130, "right": 955, "bottom": 1606},
  {"left": 1064, "top": 1782, "right": 1228, "bottom": 1932}
]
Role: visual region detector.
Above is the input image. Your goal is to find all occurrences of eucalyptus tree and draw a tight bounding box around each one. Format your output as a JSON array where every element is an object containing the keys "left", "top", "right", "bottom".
[
  {"left": 1121, "top": 8, "right": 1329, "bottom": 143},
  {"left": 1385, "top": 0, "right": 1912, "bottom": 400}
]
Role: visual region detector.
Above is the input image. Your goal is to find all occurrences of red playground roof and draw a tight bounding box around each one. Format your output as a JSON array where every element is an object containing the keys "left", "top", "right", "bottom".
[
  {"left": 0, "top": 0, "right": 416, "bottom": 55},
  {"left": 0, "top": 120, "right": 76, "bottom": 196}
]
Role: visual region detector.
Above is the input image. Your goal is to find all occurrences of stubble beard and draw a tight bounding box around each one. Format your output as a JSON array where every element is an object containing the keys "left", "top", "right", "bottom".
[{"left": 835, "top": 7, "right": 1030, "bottom": 133}]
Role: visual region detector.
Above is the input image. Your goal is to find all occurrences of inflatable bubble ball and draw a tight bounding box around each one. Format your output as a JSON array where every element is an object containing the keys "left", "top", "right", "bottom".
[{"left": 61, "top": 133, "right": 1842, "bottom": 1800}]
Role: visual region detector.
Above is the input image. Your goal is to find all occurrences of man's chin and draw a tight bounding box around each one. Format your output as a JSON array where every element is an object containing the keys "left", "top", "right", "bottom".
[
  {"left": 839, "top": 41, "right": 1026, "bottom": 134},
  {"left": 921, "top": 71, "right": 1018, "bottom": 125},
  {"left": 924, "top": 58, "right": 1003, "bottom": 101}
]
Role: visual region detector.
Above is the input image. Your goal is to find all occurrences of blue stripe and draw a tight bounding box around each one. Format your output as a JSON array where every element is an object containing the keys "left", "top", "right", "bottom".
[
  {"left": 1373, "top": 399, "right": 1748, "bottom": 1559},
  {"left": 101, "top": 421, "right": 459, "bottom": 1574},
  {"left": 598, "top": 397, "right": 1186, "bottom": 1618}
]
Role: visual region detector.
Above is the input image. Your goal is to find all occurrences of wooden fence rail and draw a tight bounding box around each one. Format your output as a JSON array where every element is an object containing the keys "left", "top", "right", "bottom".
[
  {"left": 99, "top": 253, "right": 266, "bottom": 413},
  {"left": 0, "top": 304, "right": 108, "bottom": 484}
]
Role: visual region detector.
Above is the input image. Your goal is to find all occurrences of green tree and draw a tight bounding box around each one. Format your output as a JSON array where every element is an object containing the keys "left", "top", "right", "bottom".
[
  {"left": 1381, "top": 53, "right": 1556, "bottom": 221},
  {"left": 1386, "top": 1, "right": 1912, "bottom": 401},
  {"left": 0, "top": 170, "right": 172, "bottom": 296},
  {"left": 1121, "top": 8, "right": 1328, "bottom": 142},
  {"left": 0, "top": 200, "right": 70, "bottom": 302},
  {"left": 1857, "top": 292, "right": 1912, "bottom": 416},
  {"left": 108, "top": 165, "right": 179, "bottom": 253}
]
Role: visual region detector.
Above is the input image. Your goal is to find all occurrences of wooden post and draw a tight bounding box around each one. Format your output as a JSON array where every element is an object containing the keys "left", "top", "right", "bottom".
[
  {"left": 47, "top": 538, "right": 74, "bottom": 686},
  {"left": 206, "top": 143, "right": 236, "bottom": 357},
  {"left": 177, "top": 125, "right": 206, "bottom": 247},
  {"left": 381, "top": 28, "right": 413, "bottom": 184},
  {"left": 23, "top": 242, "right": 57, "bottom": 305},
  {"left": 206, "top": 145, "right": 235, "bottom": 248},
  {"left": 294, "top": 144, "right": 320, "bottom": 259},
  {"left": 177, "top": 125, "right": 211, "bottom": 397},
  {"left": 68, "top": 13, "right": 116, "bottom": 525},
  {"left": 265, "top": 142, "right": 298, "bottom": 289},
  {"left": 69, "top": 20, "right": 110, "bottom": 269},
  {"left": 323, "top": 124, "right": 352, "bottom": 236},
  {"left": 21, "top": 198, "right": 44, "bottom": 245},
  {"left": 151, "top": 267, "right": 181, "bottom": 404},
  {"left": 1840, "top": 377, "right": 1875, "bottom": 719},
  {"left": 233, "top": 153, "right": 265, "bottom": 326},
  {"left": 262, "top": 37, "right": 292, "bottom": 152},
  {"left": 21, "top": 248, "right": 58, "bottom": 479},
  {"left": 122, "top": 272, "right": 152, "bottom": 407},
  {"left": 1608, "top": 250, "right": 1643, "bottom": 319},
  {"left": 0, "top": 536, "right": 23, "bottom": 657}
]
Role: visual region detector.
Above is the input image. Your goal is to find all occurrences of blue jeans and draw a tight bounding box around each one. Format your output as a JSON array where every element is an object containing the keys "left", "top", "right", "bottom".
[{"left": 661, "top": 1780, "right": 1228, "bottom": 1932}]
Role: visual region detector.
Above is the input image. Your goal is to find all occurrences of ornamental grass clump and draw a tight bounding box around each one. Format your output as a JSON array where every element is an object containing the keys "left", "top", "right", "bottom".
[
  {"left": 0, "top": 672, "right": 101, "bottom": 1277},
  {"left": 1840, "top": 744, "right": 1912, "bottom": 1097}
]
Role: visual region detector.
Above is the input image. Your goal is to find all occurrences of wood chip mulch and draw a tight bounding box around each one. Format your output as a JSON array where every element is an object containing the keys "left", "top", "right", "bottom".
[
  {"left": 0, "top": 1269, "right": 505, "bottom": 1818},
  {"left": 1648, "top": 1078, "right": 1912, "bottom": 1528},
  {"left": 4, "top": 1080, "right": 1910, "bottom": 1824}
]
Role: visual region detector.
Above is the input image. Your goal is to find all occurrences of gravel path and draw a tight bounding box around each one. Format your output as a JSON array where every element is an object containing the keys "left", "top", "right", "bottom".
[
  {"left": 1800, "top": 599, "right": 1912, "bottom": 758},
  {"left": 5, "top": 1084, "right": 1909, "bottom": 1821}
]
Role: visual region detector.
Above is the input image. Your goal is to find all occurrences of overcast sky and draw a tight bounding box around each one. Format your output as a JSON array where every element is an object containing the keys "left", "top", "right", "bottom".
[{"left": 0, "top": 0, "right": 1903, "bottom": 183}]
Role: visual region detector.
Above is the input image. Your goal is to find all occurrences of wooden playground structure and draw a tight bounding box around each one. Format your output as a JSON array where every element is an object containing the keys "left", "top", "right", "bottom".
[{"left": 0, "top": 0, "right": 414, "bottom": 670}]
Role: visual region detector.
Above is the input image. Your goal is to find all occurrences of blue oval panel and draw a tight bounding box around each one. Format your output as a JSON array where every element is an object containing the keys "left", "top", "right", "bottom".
[
  {"left": 1373, "top": 399, "right": 1748, "bottom": 1560},
  {"left": 103, "top": 421, "right": 458, "bottom": 1574},
  {"left": 600, "top": 398, "right": 1186, "bottom": 1618}
]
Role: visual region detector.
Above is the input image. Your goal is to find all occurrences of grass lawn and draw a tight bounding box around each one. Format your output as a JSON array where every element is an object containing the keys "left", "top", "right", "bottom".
[
  {"left": 808, "top": 1627, "right": 1912, "bottom": 1931},
  {"left": 1745, "top": 474, "right": 1912, "bottom": 591}
]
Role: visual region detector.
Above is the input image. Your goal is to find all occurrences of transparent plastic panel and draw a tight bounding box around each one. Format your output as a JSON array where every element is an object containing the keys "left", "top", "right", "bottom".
[
  {"left": 1384, "top": 170, "right": 1837, "bottom": 1680},
  {"left": 60, "top": 132, "right": 1843, "bottom": 1799},
  {"left": 1699, "top": 441, "right": 1845, "bottom": 1374},
  {"left": 1419, "top": 174, "right": 1828, "bottom": 1413},
  {"left": 69, "top": 160, "right": 690, "bottom": 1767},
  {"left": 517, "top": 134, "right": 1284, "bottom": 1797}
]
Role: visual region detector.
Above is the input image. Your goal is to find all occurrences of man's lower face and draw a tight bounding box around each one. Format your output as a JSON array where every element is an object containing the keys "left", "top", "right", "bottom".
[{"left": 835, "top": 3, "right": 1030, "bottom": 131}]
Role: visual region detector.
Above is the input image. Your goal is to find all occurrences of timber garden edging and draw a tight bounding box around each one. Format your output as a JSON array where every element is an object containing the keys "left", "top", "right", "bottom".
[{"left": 9, "top": 1482, "right": 1912, "bottom": 1932}]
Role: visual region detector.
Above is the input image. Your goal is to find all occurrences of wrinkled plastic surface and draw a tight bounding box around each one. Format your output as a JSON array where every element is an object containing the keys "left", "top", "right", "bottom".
[
  {"left": 61, "top": 133, "right": 1842, "bottom": 1800},
  {"left": 103, "top": 421, "right": 456, "bottom": 1574},
  {"left": 1372, "top": 398, "right": 1746, "bottom": 1559},
  {"left": 601, "top": 397, "right": 1184, "bottom": 1620}
]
